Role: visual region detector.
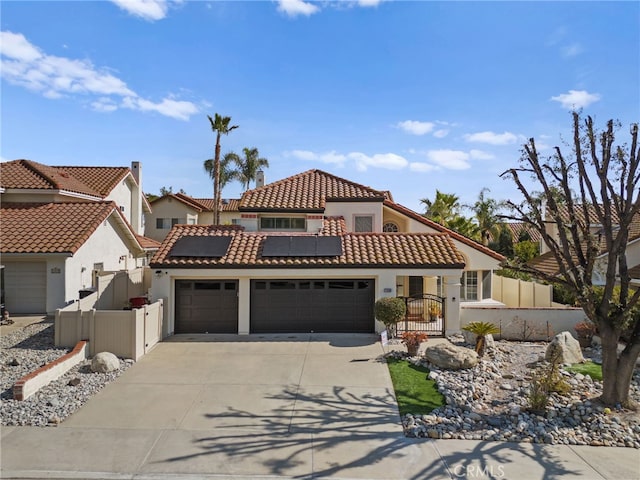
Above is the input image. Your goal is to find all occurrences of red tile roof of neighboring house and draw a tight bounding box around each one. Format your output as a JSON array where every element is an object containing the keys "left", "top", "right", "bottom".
[
  {"left": 1, "top": 159, "right": 130, "bottom": 198},
  {"left": 135, "top": 234, "right": 162, "bottom": 250},
  {"left": 150, "top": 193, "right": 239, "bottom": 212},
  {"left": 320, "top": 217, "right": 347, "bottom": 236},
  {"left": 504, "top": 222, "right": 542, "bottom": 243},
  {"left": 1, "top": 202, "right": 129, "bottom": 254},
  {"left": 150, "top": 224, "right": 466, "bottom": 269},
  {"left": 383, "top": 201, "right": 505, "bottom": 262},
  {"left": 238, "top": 169, "right": 390, "bottom": 211}
]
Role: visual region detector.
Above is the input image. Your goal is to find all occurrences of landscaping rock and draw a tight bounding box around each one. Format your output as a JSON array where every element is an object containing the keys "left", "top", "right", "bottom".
[
  {"left": 424, "top": 343, "right": 479, "bottom": 370},
  {"left": 91, "top": 352, "right": 120, "bottom": 373},
  {"left": 545, "top": 332, "right": 584, "bottom": 364}
]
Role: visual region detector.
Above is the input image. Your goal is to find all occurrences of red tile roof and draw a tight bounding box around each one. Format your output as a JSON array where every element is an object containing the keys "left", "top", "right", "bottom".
[
  {"left": 383, "top": 201, "right": 505, "bottom": 262},
  {"left": 320, "top": 217, "right": 347, "bottom": 236},
  {"left": 1, "top": 202, "right": 122, "bottom": 254},
  {"left": 150, "top": 193, "right": 239, "bottom": 212},
  {"left": 135, "top": 234, "right": 162, "bottom": 250},
  {"left": 150, "top": 224, "right": 466, "bottom": 269},
  {"left": 238, "top": 169, "right": 389, "bottom": 211},
  {"left": 1, "top": 160, "right": 130, "bottom": 198},
  {"left": 504, "top": 222, "right": 542, "bottom": 243}
]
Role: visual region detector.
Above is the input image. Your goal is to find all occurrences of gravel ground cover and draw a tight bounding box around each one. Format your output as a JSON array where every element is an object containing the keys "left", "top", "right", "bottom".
[
  {"left": 395, "top": 336, "right": 640, "bottom": 448},
  {"left": 1, "top": 319, "right": 132, "bottom": 426}
]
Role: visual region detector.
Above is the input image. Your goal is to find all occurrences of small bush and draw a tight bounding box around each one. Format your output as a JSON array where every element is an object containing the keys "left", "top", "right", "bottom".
[{"left": 374, "top": 297, "right": 406, "bottom": 330}]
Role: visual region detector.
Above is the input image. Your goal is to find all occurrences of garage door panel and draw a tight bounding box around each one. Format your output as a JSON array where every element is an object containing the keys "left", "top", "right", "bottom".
[
  {"left": 251, "top": 279, "right": 374, "bottom": 333},
  {"left": 3, "top": 262, "right": 47, "bottom": 314},
  {"left": 175, "top": 280, "right": 238, "bottom": 334}
]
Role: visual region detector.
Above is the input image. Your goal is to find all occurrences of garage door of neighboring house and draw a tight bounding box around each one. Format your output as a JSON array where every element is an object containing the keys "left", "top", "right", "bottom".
[
  {"left": 250, "top": 279, "right": 375, "bottom": 333},
  {"left": 3, "top": 261, "right": 47, "bottom": 314},
  {"left": 175, "top": 280, "right": 238, "bottom": 334}
]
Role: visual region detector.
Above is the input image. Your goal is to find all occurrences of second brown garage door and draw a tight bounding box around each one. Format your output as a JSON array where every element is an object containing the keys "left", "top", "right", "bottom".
[
  {"left": 250, "top": 279, "right": 375, "bottom": 333},
  {"left": 175, "top": 280, "right": 238, "bottom": 333}
]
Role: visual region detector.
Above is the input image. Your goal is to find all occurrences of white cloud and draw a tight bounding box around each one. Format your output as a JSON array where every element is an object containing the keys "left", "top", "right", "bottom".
[
  {"left": 277, "top": 0, "right": 320, "bottom": 17},
  {"left": 464, "top": 131, "right": 518, "bottom": 145},
  {"left": 0, "top": 30, "right": 198, "bottom": 120},
  {"left": 426, "top": 150, "right": 471, "bottom": 170},
  {"left": 469, "top": 149, "right": 494, "bottom": 160},
  {"left": 551, "top": 89, "right": 601, "bottom": 109},
  {"left": 288, "top": 150, "right": 346, "bottom": 165},
  {"left": 288, "top": 150, "right": 318, "bottom": 161},
  {"left": 561, "top": 43, "right": 583, "bottom": 58},
  {"left": 348, "top": 152, "right": 408, "bottom": 171},
  {"left": 110, "top": 0, "right": 169, "bottom": 21},
  {"left": 433, "top": 129, "right": 449, "bottom": 138},
  {"left": 409, "top": 162, "right": 437, "bottom": 173},
  {"left": 358, "top": 0, "right": 383, "bottom": 6},
  {"left": 397, "top": 120, "right": 435, "bottom": 136}
]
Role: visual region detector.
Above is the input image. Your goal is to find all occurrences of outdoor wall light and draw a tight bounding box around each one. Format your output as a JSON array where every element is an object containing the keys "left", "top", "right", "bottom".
[{"left": 155, "top": 270, "right": 163, "bottom": 278}]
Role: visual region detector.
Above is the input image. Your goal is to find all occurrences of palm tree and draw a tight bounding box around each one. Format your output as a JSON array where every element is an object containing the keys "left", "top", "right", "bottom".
[
  {"left": 470, "top": 188, "right": 504, "bottom": 246},
  {"left": 204, "top": 152, "right": 240, "bottom": 195},
  {"left": 207, "top": 113, "right": 238, "bottom": 224},
  {"left": 420, "top": 190, "right": 463, "bottom": 227},
  {"left": 233, "top": 147, "right": 270, "bottom": 191}
]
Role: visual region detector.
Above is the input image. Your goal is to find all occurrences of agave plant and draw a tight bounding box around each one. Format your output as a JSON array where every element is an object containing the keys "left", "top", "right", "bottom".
[{"left": 462, "top": 321, "right": 500, "bottom": 356}]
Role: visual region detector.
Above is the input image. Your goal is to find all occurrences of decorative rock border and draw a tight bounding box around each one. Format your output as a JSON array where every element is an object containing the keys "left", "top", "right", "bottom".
[{"left": 13, "top": 341, "right": 88, "bottom": 401}]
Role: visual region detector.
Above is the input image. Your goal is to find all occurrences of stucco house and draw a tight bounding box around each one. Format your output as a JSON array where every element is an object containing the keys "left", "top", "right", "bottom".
[
  {"left": 0, "top": 159, "right": 159, "bottom": 314},
  {"left": 150, "top": 169, "right": 504, "bottom": 337},
  {"left": 145, "top": 193, "right": 239, "bottom": 242}
]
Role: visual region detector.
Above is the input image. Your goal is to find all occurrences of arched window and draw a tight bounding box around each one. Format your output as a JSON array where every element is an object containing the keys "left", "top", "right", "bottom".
[{"left": 383, "top": 221, "right": 399, "bottom": 232}]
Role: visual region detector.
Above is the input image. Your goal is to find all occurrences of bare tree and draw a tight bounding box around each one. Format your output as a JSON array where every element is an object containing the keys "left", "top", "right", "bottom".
[{"left": 501, "top": 112, "right": 640, "bottom": 407}]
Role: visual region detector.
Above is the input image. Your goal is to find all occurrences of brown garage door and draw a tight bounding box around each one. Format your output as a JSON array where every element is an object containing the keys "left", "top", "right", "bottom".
[
  {"left": 175, "top": 280, "right": 238, "bottom": 333},
  {"left": 250, "top": 279, "right": 375, "bottom": 333}
]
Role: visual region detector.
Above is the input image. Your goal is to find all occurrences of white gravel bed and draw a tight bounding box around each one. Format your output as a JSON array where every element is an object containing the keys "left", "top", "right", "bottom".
[
  {"left": 393, "top": 337, "right": 640, "bottom": 448},
  {"left": 1, "top": 320, "right": 133, "bottom": 426}
]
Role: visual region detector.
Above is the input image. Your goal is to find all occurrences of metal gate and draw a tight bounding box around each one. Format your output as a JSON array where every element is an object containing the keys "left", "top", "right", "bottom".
[{"left": 396, "top": 294, "right": 445, "bottom": 337}]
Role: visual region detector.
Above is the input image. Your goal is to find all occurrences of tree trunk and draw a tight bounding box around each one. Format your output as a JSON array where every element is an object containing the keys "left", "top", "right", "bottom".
[
  {"left": 213, "top": 134, "right": 221, "bottom": 225},
  {"left": 599, "top": 327, "right": 640, "bottom": 408}
]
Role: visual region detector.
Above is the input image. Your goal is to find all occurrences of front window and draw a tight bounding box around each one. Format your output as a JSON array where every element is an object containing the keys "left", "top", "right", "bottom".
[
  {"left": 460, "top": 271, "right": 478, "bottom": 301},
  {"left": 354, "top": 215, "right": 373, "bottom": 232},
  {"left": 260, "top": 217, "right": 306, "bottom": 231},
  {"left": 156, "top": 218, "right": 179, "bottom": 229}
]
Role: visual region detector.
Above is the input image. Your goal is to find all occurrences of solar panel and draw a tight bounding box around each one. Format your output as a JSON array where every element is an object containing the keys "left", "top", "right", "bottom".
[
  {"left": 261, "top": 236, "right": 291, "bottom": 256},
  {"left": 262, "top": 236, "right": 342, "bottom": 257},
  {"left": 169, "top": 236, "right": 232, "bottom": 257}
]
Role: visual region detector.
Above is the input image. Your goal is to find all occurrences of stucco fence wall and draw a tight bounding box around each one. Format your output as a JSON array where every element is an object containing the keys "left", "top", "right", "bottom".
[
  {"left": 95, "top": 267, "right": 150, "bottom": 310},
  {"left": 55, "top": 299, "right": 163, "bottom": 361},
  {"left": 461, "top": 305, "right": 588, "bottom": 341}
]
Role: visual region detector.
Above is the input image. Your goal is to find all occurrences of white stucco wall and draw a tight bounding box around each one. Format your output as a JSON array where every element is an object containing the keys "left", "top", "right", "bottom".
[
  {"left": 106, "top": 178, "right": 134, "bottom": 230},
  {"left": 324, "top": 202, "right": 383, "bottom": 232},
  {"left": 61, "top": 215, "right": 139, "bottom": 312},
  {"left": 151, "top": 266, "right": 463, "bottom": 337}
]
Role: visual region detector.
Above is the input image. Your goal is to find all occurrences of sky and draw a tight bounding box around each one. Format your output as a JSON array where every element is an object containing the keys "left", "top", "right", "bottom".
[{"left": 1, "top": 0, "right": 639, "bottom": 214}]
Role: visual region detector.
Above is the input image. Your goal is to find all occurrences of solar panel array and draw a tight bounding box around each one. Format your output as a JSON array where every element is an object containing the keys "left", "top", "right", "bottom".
[{"left": 169, "top": 236, "right": 233, "bottom": 257}]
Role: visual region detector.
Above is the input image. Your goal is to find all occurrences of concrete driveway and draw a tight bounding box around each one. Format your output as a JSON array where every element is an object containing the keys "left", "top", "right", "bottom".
[
  {"left": 62, "top": 333, "right": 401, "bottom": 435},
  {"left": 3, "top": 333, "right": 639, "bottom": 479}
]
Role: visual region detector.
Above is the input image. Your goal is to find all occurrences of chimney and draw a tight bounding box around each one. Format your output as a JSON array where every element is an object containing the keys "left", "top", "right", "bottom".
[
  {"left": 256, "top": 170, "right": 265, "bottom": 188},
  {"left": 131, "top": 161, "right": 141, "bottom": 185}
]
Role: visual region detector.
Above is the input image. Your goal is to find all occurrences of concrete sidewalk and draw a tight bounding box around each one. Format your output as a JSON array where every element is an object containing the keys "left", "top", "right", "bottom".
[{"left": 1, "top": 333, "right": 639, "bottom": 479}]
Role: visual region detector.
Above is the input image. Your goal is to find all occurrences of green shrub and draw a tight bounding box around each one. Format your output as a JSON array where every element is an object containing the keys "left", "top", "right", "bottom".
[{"left": 374, "top": 297, "right": 406, "bottom": 330}]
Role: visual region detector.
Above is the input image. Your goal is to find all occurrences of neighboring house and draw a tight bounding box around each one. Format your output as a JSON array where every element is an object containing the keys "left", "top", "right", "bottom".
[
  {"left": 0, "top": 159, "right": 160, "bottom": 314},
  {"left": 528, "top": 205, "right": 640, "bottom": 287},
  {"left": 145, "top": 193, "right": 239, "bottom": 242},
  {"left": 150, "top": 169, "right": 504, "bottom": 337}
]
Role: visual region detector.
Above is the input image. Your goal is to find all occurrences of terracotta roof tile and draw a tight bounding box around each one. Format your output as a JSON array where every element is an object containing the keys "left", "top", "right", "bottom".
[
  {"left": 135, "top": 234, "right": 162, "bottom": 250},
  {"left": 150, "top": 193, "right": 239, "bottom": 213},
  {"left": 505, "top": 222, "right": 542, "bottom": 242},
  {"left": 150, "top": 225, "right": 466, "bottom": 269},
  {"left": 239, "top": 169, "right": 389, "bottom": 211},
  {"left": 320, "top": 217, "right": 347, "bottom": 236},
  {"left": 1, "top": 159, "right": 130, "bottom": 198},
  {"left": 1, "top": 202, "right": 117, "bottom": 254}
]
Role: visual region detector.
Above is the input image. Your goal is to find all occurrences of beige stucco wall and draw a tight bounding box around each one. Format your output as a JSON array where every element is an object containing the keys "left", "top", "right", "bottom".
[
  {"left": 324, "top": 201, "right": 383, "bottom": 232},
  {"left": 145, "top": 197, "right": 200, "bottom": 242},
  {"left": 382, "top": 206, "right": 409, "bottom": 232}
]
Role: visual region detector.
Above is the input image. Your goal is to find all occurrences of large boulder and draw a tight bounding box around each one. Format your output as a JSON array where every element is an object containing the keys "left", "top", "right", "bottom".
[
  {"left": 424, "top": 343, "right": 479, "bottom": 370},
  {"left": 545, "top": 331, "right": 584, "bottom": 364},
  {"left": 91, "top": 352, "right": 120, "bottom": 373}
]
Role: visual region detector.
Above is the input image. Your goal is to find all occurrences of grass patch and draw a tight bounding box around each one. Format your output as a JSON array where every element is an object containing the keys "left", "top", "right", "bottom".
[
  {"left": 386, "top": 357, "right": 445, "bottom": 416},
  {"left": 566, "top": 361, "right": 603, "bottom": 381}
]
